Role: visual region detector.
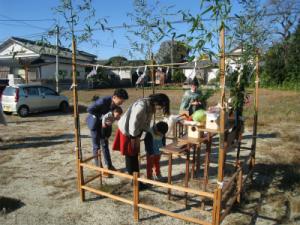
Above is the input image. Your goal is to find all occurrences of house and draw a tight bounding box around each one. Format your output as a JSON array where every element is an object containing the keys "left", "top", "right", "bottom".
[
  {"left": 225, "top": 46, "right": 243, "bottom": 73},
  {"left": 179, "top": 59, "right": 218, "bottom": 84},
  {"left": 0, "top": 37, "right": 96, "bottom": 89},
  {"left": 96, "top": 59, "right": 146, "bottom": 87}
]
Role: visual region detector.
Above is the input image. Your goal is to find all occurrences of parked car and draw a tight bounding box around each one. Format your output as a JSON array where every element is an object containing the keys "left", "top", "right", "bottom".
[
  {"left": 0, "top": 79, "right": 9, "bottom": 101},
  {"left": 1, "top": 84, "right": 69, "bottom": 117}
]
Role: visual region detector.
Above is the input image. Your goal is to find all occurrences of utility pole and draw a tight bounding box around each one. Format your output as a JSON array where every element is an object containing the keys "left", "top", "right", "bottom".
[
  {"left": 171, "top": 36, "right": 174, "bottom": 82},
  {"left": 55, "top": 25, "right": 59, "bottom": 93}
]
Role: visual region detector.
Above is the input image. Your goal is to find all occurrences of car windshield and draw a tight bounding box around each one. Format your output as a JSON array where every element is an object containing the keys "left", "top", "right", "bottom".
[{"left": 3, "top": 86, "right": 16, "bottom": 96}]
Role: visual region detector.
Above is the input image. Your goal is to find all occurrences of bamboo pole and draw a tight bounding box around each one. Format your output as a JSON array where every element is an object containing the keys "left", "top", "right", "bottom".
[
  {"left": 250, "top": 51, "right": 259, "bottom": 171},
  {"left": 82, "top": 185, "right": 133, "bottom": 205},
  {"left": 71, "top": 36, "right": 85, "bottom": 201},
  {"left": 215, "top": 24, "right": 226, "bottom": 225},
  {"left": 133, "top": 172, "right": 139, "bottom": 221},
  {"left": 138, "top": 203, "right": 211, "bottom": 225},
  {"left": 237, "top": 169, "right": 243, "bottom": 203}
]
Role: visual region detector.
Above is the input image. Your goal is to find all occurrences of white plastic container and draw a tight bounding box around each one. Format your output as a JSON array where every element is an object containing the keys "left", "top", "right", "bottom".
[{"left": 206, "top": 112, "right": 220, "bottom": 130}]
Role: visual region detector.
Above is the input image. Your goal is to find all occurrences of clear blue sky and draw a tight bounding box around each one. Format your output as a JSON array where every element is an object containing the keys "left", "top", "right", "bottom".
[{"left": 0, "top": 0, "right": 244, "bottom": 60}]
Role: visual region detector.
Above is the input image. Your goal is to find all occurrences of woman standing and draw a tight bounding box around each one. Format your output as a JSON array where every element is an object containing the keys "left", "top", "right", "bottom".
[
  {"left": 113, "top": 93, "right": 170, "bottom": 179},
  {"left": 86, "top": 88, "right": 128, "bottom": 169}
]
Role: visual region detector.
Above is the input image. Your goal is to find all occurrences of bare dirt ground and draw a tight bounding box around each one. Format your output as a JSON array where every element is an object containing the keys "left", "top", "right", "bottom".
[{"left": 0, "top": 88, "right": 300, "bottom": 225}]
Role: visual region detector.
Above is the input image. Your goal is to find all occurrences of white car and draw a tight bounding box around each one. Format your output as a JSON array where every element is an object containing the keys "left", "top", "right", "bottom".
[{"left": 1, "top": 84, "right": 69, "bottom": 117}]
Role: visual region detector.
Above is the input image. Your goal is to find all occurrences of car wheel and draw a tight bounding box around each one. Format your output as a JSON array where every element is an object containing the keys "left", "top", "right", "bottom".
[
  {"left": 18, "top": 106, "right": 29, "bottom": 117},
  {"left": 60, "top": 101, "right": 69, "bottom": 113}
]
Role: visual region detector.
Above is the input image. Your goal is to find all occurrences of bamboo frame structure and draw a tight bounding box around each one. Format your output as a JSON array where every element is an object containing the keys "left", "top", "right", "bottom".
[{"left": 70, "top": 23, "right": 260, "bottom": 225}]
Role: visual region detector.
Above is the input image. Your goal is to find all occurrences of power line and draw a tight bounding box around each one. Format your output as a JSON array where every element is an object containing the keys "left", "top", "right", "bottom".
[
  {"left": 0, "top": 19, "right": 55, "bottom": 22},
  {"left": 0, "top": 14, "right": 52, "bottom": 31}
]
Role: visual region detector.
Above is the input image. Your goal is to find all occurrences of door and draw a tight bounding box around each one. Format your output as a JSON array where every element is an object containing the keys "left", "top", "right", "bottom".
[
  {"left": 39, "top": 86, "right": 60, "bottom": 110},
  {"left": 22, "top": 86, "right": 43, "bottom": 112}
]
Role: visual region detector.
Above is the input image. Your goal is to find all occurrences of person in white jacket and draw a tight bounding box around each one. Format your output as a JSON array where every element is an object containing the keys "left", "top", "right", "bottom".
[{"left": 113, "top": 93, "right": 170, "bottom": 188}]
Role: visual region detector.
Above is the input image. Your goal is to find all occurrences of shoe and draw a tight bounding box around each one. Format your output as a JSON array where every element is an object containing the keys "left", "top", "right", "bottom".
[
  {"left": 153, "top": 174, "right": 164, "bottom": 181},
  {"left": 108, "top": 165, "right": 117, "bottom": 171},
  {"left": 102, "top": 171, "right": 113, "bottom": 178},
  {"left": 139, "top": 183, "right": 150, "bottom": 191}
]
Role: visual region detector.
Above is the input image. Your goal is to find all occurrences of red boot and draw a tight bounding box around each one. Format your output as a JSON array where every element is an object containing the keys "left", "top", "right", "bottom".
[
  {"left": 146, "top": 155, "right": 154, "bottom": 179},
  {"left": 153, "top": 154, "right": 161, "bottom": 179}
]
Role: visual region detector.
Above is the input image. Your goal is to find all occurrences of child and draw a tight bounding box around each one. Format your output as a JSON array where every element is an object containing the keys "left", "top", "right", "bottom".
[
  {"left": 144, "top": 121, "right": 168, "bottom": 180},
  {"left": 99, "top": 105, "right": 123, "bottom": 172}
]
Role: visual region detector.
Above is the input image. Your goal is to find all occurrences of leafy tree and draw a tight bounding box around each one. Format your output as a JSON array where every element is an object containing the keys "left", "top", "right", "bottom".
[
  {"left": 126, "top": 0, "right": 173, "bottom": 59},
  {"left": 106, "top": 56, "right": 128, "bottom": 66},
  {"left": 261, "top": 21, "right": 300, "bottom": 89},
  {"left": 155, "top": 40, "right": 190, "bottom": 64},
  {"left": 172, "top": 69, "right": 185, "bottom": 83}
]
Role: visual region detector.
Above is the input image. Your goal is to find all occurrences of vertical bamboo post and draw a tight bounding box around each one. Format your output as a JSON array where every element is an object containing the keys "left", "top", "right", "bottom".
[
  {"left": 215, "top": 24, "right": 226, "bottom": 225},
  {"left": 167, "top": 154, "right": 173, "bottom": 200},
  {"left": 133, "top": 172, "right": 140, "bottom": 222},
  {"left": 72, "top": 35, "right": 85, "bottom": 201},
  {"left": 212, "top": 189, "right": 218, "bottom": 225},
  {"left": 250, "top": 51, "right": 259, "bottom": 171},
  {"left": 237, "top": 169, "right": 243, "bottom": 203},
  {"left": 98, "top": 150, "right": 103, "bottom": 187}
]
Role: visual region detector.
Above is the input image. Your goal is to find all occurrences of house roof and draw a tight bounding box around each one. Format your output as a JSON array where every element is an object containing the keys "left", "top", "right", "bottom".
[
  {"left": 179, "top": 59, "right": 218, "bottom": 69},
  {"left": 0, "top": 37, "right": 97, "bottom": 62}
]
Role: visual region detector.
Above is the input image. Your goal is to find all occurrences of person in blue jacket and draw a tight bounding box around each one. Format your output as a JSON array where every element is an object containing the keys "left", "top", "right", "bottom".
[{"left": 86, "top": 88, "right": 128, "bottom": 170}]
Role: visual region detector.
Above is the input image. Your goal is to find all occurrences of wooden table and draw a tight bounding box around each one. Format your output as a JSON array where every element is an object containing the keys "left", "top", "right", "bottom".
[{"left": 160, "top": 142, "right": 189, "bottom": 206}]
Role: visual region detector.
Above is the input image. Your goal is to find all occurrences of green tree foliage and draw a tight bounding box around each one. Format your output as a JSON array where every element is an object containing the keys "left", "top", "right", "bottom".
[
  {"left": 172, "top": 69, "right": 185, "bottom": 83},
  {"left": 106, "top": 56, "right": 128, "bottom": 66},
  {"left": 155, "top": 40, "right": 190, "bottom": 64},
  {"left": 126, "top": 0, "right": 173, "bottom": 59},
  {"left": 261, "top": 21, "right": 300, "bottom": 89}
]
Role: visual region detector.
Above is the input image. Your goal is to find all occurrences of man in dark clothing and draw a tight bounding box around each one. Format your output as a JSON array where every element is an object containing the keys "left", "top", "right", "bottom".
[{"left": 86, "top": 88, "right": 128, "bottom": 169}]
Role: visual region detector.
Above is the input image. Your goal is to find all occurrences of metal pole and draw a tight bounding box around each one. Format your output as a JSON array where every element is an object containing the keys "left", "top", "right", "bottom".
[
  {"left": 171, "top": 37, "right": 174, "bottom": 82},
  {"left": 55, "top": 25, "right": 59, "bottom": 93}
]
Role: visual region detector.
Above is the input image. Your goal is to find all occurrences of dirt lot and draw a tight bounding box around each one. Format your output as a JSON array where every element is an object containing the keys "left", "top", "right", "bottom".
[{"left": 0, "top": 88, "right": 300, "bottom": 225}]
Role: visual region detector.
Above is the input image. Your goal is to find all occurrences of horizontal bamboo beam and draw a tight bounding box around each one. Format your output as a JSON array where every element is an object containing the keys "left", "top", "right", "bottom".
[
  {"left": 220, "top": 192, "right": 239, "bottom": 222},
  {"left": 81, "top": 154, "right": 99, "bottom": 163},
  {"left": 80, "top": 163, "right": 133, "bottom": 180},
  {"left": 222, "top": 168, "right": 241, "bottom": 194},
  {"left": 138, "top": 203, "right": 212, "bottom": 225},
  {"left": 84, "top": 174, "right": 102, "bottom": 185},
  {"left": 81, "top": 185, "right": 133, "bottom": 205},
  {"left": 138, "top": 177, "right": 214, "bottom": 199},
  {"left": 226, "top": 129, "right": 238, "bottom": 147}
]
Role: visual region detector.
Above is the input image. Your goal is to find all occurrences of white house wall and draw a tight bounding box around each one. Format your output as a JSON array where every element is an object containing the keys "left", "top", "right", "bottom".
[
  {"left": 207, "top": 68, "right": 218, "bottom": 82},
  {"left": 40, "top": 63, "right": 85, "bottom": 80},
  {"left": 111, "top": 69, "right": 132, "bottom": 80}
]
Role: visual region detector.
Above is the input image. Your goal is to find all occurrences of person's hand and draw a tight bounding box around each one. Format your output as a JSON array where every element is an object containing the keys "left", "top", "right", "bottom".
[{"left": 191, "top": 100, "right": 201, "bottom": 106}]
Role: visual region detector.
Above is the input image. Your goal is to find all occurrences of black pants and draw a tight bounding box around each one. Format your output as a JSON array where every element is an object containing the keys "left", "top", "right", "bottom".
[{"left": 125, "top": 155, "right": 139, "bottom": 175}]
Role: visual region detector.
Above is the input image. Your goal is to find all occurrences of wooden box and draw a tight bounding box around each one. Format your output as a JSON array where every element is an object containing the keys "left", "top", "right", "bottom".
[{"left": 184, "top": 121, "right": 204, "bottom": 139}]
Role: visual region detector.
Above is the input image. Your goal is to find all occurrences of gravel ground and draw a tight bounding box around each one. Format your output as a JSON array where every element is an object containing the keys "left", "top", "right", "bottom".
[{"left": 1, "top": 90, "right": 300, "bottom": 225}]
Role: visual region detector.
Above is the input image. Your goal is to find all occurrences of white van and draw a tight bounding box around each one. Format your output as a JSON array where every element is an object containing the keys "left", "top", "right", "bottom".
[{"left": 1, "top": 84, "right": 69, "bottom": 117}]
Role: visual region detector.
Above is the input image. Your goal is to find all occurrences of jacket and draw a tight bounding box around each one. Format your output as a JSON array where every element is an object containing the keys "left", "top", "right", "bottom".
[
  {"left": 118, "top": 98, "right": 154, "bottom": 137},
  {"left": 144, "top": 128, "right": 166, "bottom": 155},
  {"left": 179, "top": 89, "right": 202, "bottom": 115},
  {"left": 86, "top": 96, "right": 112, "bottom": 130}
]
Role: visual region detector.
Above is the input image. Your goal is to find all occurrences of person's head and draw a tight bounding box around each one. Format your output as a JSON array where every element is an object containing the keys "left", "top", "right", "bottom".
[
  {"left": 154, "top": 121, "right": 169, "bottom": 136},
  {"left": 148, "top": 93, "right": 170, "bottom": 116},
  {"left": 190, "top": 78, "right": 199, "bottom": 92},
  {"left": 111, "top": 105, "right": 123, "bottom": 120},
  {"left": 112, "top": 88, "right": 129, "bottom": 106}
]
